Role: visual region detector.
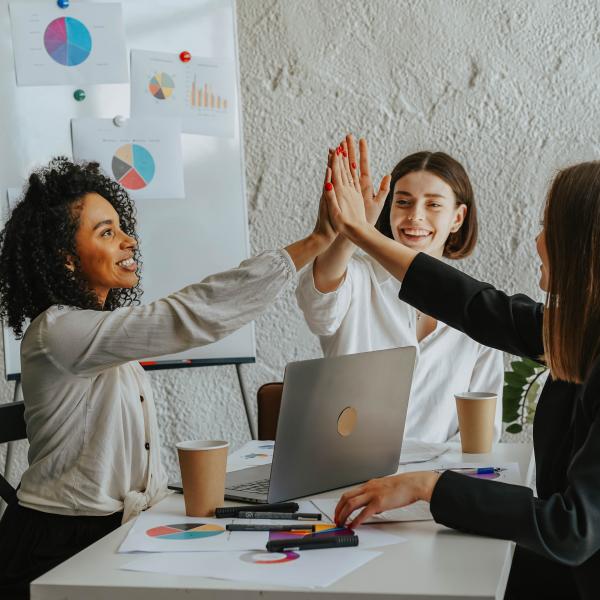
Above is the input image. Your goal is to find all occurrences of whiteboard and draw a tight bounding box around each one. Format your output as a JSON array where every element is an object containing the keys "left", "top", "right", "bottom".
[{"left": 0, "top": 0, "right": 254, "bottom": 380}]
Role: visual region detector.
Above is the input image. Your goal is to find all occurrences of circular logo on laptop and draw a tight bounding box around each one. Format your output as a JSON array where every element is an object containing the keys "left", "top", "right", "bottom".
[{"left": 337, "top": 406, "right": 358, "bottom": 437}]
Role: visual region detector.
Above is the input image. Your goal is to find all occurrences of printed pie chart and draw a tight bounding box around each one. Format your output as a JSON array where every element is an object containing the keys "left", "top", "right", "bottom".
[
  {"left": 240, "top": 550, "right": 299, "bottom": 564},
  {"left": 44, "top": 17, "right": 92, "bottom": 66},
  {"left": 149, "top": 72, "right": 175, "bottom": 99},
  {"left": 146, "top": 523, "right": 225, "bottom": 540},
  {"left": 112, "top": 144, "right": 156, "bottom": 190}
]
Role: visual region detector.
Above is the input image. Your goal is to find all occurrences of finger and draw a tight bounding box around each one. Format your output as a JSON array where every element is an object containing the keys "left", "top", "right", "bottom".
[
  {"left": 324, "top": 151, "right": 335, "bottom": 186},
  {"left": 359, "top": 138, "right": 371, "bottom": 178},
  {"left": 348, "top": 502, "right": 381, "bottom": 529},
  {"left": 337, "top": 492, "right": 371, "bottom": 526},
  {"left": 345, "top": 135, "right": 360, "bottom": 191},
  {"left": 331, "top": 151, "right": 344, "bottom": 189},
  {"left": 335, "top": 486, "right": 366, "bottom": 523},
  {"left": 374, "top": 174, "right": 392, "bottom": 203},
  {"left": 340, "top": 141, "right": 352, "bottom": 186}
]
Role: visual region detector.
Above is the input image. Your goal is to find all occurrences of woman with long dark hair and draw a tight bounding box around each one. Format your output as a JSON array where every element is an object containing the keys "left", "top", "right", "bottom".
[
  {"left": 0, "top": 157, "right": 335, "bottom": 599},
  {"left": 329, "top": 141, "right": 600, "bottom": 599}
]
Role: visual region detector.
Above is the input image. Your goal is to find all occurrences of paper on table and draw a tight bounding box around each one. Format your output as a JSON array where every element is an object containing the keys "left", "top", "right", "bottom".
[
  {"left": 227, "top": 440, "right": 274, "bottom": 472},
  {"left": 118, "top": 511, "right": 267, "bottom": 553},
  {"left": 122, "top": 548, "right": 382, "bottom": 589},
  {"left": 312, "top": 498, "right": 433, "bottom": 524},
  {"left": 399, "top": 439, "right": 449, "bottom": 464}
]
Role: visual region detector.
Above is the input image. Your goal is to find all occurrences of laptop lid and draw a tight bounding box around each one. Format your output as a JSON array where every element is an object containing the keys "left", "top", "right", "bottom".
[{"left": 265, "top": 346, "right": 416, "bottom": 502}]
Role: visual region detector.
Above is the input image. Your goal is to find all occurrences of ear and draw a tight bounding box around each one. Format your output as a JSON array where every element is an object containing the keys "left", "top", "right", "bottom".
[
  {"left": 64, "top": 254, "right": 76, "bottom": 272},
  {"left": 450, "top": 204, "right": 467, "bottom": 233}
]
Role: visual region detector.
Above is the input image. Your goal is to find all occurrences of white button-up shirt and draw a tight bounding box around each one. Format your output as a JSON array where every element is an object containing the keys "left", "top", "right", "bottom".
[
  {"left": 17, "top": 250, "right": 296, "bottom": 522},
  {"left": 295, "top": 253, "right": 504, "bottom": 443}
]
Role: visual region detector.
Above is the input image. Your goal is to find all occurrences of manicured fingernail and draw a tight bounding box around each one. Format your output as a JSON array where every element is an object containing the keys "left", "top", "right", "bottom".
[
  {"left": 325, "top": 182, "right": 333, "bottom": 191},
  {"left": 351, "top": 162, "right": 357, "bottom": 169},
  {"left": 336, "top": 147, "right": 341, "bottom": 155},
  {"left": 342, "top": 151, "right": 347, "bottom": 157}
]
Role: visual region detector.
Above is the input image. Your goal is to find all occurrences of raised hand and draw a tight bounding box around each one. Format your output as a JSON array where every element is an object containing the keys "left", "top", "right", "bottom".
[
  {"left": 324, "top": 146, "right": 370, "bottom": 240},
  {"left": 346, "top": 135, "right": 391, "bottom": 226},
  {"left": 334, "top": 471, "right": 440, "bottom": 528},
  {"left": 312, "top": 150, "right": 337, "bottom": 247}
]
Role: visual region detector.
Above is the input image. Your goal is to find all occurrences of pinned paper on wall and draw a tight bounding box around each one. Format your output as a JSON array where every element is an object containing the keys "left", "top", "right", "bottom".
[
  {"left": 9, "top": 2, "right": 128, "bottom": 86},
  {"left": 71, "top": 118, "right": 185, "bottom": 200},
  {"left": 118, "top": 511, "right": 267, "bottom": 553},
  {"left": 130, "top": 50, "right": 236, "bottom": 137},
  {"left": 122, "top": 548, "right": 382, "bottom": 589}
]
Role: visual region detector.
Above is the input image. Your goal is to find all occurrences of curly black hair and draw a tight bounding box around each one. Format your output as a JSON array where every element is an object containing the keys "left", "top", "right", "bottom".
[{"left": 0, "top": 157, "right": 142, "bottom": 338}]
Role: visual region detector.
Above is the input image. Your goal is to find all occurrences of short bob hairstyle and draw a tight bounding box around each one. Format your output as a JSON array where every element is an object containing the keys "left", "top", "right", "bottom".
[
  {"left": 375, "top": 151, "right": 477, "bottom": 259},
  {"left": 0, "top": 157, "right": 141, "bottom": 338},
  {"left": 543, "top": 161, "right": 600, "bottom": 384}
]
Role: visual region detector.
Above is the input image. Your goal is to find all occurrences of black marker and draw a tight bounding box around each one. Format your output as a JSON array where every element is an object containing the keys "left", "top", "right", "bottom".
[
  {"left": 266, "top": 534, "right": 359, "bottom": 552},
  {"left": 238, "top": 511, "right": 322, "bottom": 521},
  {"left": 215, "top": 502, "right": 299, "bottom": 518},
  {"left": 226, "top": 524, "right": 315, "bottom": 532}
]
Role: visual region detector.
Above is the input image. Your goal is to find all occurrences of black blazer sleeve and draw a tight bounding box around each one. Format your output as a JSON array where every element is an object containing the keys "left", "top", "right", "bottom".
[
  {"left": 430, "top": 378, "right": 600, "bottom": 566},
  {"left": 399, "top": 252, "right": 544, "bottom": 361}
]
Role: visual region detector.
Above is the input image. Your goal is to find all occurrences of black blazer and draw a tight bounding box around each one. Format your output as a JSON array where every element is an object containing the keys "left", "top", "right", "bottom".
[{"left": 400, "top": 253, "right": 600, "bottom": 600}]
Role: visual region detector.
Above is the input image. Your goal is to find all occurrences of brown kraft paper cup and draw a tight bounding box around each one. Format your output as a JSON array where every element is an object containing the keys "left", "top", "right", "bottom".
[
  {"left": 176, "top": 440, "right": 229, "bottom": 517},
  {"left": 454, "top": 392, "right": 497, "bottom": 454}
]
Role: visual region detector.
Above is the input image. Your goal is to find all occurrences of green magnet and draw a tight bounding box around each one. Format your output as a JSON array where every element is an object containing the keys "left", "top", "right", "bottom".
[{"left": 73, "top": 89, "right": 86, "bottom": 102}]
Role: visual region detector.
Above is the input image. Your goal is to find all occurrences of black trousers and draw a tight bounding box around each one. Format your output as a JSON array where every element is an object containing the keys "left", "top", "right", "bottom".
[{"left": 0, "top": 502, "right": 122, "bottom": 600}]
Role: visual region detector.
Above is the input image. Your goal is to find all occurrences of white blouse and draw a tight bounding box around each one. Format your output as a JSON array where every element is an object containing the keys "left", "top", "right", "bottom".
[
  {"left": 17, "top": 250, "right": 296, "bottom": 523},
  {"left": 295, "top": 253, "right": 504, "bottom": 443}
]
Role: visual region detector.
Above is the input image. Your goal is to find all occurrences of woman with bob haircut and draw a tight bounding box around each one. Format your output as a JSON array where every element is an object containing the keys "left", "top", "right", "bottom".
[
  {"left": 327, "top": 142, "right": 600, "bottom": 599},
  {"left": 0, "top": 157, "right": 336, "bottom": 598},
  {"left": 296, "top": 135, "right": 503, "bottom": 443}
]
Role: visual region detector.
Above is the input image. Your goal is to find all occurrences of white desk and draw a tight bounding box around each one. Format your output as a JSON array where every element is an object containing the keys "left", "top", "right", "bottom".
[{"left": 31, "top": 442, "right": 534, "bottom": 600}]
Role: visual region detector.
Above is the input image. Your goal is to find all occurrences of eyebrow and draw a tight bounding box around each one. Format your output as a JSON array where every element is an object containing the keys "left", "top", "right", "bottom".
[
  {"left": 394, "top": 191, "right": 446, "bottom": 199},
  {"left": 93, "top": 219, "right": 114, "bottom": 231}
]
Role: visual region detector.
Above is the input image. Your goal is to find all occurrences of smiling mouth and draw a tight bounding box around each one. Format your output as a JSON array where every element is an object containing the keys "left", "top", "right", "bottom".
[
  {"left": 117, "top": 257, "right": 137, "bottom": 272},
  {"left": 400, "top": 228, "right": 433, "bottom": 240}
]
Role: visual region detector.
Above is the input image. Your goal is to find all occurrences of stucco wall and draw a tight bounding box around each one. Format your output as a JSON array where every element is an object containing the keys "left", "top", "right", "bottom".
[{"left": 3, "top": 0, "right": 595, "bottom": 488}]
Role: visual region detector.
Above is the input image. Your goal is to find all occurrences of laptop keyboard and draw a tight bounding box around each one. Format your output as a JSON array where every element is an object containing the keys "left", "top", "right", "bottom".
[{"left": 227, "top": 479, "right": 270, "bottom": 493}]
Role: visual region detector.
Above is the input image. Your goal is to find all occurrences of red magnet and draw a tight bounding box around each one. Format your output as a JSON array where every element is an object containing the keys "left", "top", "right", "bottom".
[{"left": 179, "top": 51, "right": 191, "bottom": 63}]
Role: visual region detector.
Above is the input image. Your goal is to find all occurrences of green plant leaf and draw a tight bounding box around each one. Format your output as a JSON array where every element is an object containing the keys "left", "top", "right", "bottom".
[
  {"left": 505, "top": 371, "right": 527, "bottom": 387},
  {"left": 522, "top": 357, "right": 545, "bottom": 370},
  {"left": 511, "top": 361, "right": 536, "bottom": 378},
  {"left": 505, "top": 423, "right": 523, "bottom": 434},
  {"left": 503, "top": 386, "right": 522, "bottom": 402},
  {"left": 503, "top": 412, "right": 520, "bottom": 423}
]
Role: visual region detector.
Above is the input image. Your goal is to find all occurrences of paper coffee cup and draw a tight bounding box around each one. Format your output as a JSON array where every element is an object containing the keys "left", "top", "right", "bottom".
[
  {"left": 454, "top": 392, "right": 497, "bottom": 454},
  {"left": 176, "top": 440, "right": 229, "bottom": 517}
]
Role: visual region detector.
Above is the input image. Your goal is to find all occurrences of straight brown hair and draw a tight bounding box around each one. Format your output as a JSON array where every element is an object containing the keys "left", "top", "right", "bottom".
[
  {"left": 375, "top": 151, "right": 478, "bottom": 259},
  {"left": 543, "top": 161, "right": 600, "bottom": 383}
]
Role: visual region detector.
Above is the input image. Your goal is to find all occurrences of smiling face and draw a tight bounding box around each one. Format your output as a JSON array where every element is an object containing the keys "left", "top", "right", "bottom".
[
  {"left": 66, "top": 192, "right": 138, "bottom": 306},
  {"left": 389, "top": 170, "right": 467, "bottom": 258}
]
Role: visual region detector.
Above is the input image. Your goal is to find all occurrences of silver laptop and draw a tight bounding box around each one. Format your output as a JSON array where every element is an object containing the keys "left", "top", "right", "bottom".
[{"left": 224, "top": 346, "right": 416, "bottom": 503}]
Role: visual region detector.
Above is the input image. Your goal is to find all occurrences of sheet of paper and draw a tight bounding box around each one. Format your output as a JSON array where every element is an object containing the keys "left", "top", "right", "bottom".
[
  {"left": 400, "top": 461, "right": 522, "bottom": 484},
  {"left": 130, "top": 50, "right": 236, "bottom": 137},
  {"left": 71, "top": 117, "right": 184, "bottom": 200},
  {"left": 118, "top": 511, "right": 267, "bottom": 553},
  {"left": 9, "top": 2, "right": 128, "bottom": 86},
  {"left": 399, "top": 439, "right": 449, "bottom": 464},
  {"left": 312, "top": 498, "right": 433, "bottom": 524},
  {"left": 123, "top": 548, "right": 382, "bottom": 589},
  {"left": 227, "top": 440, "right": 275, "bottom": 472}
]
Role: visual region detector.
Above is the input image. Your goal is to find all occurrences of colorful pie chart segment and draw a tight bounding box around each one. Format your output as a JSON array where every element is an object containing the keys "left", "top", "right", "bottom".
[
  {"left": 112, "top": 143, "right": 155, "bottom": 190},
  {"left": 240, "top": 550, "right": 299, "bottom": 564},
  {"left": 149, "top": 72, "right": 175, "bottom": 100},
  {"left": 44, "top": 17, "right": 92, "bottom": 67},
  {"left": 146, "top": 522, "right": 225, "bottom": 540}
]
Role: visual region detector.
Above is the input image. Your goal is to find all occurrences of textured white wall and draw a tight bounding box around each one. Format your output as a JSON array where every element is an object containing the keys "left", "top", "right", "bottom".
[{"left": 2, "top": 0, "right": 597, "bottom": 487}]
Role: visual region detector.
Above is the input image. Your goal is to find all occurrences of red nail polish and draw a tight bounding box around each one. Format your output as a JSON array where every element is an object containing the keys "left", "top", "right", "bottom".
[
  {"left": 351, "top": 162, "right": 357, "bottom": 169},
  {"left": 325, "top": 182, "right": 333, "bottom": 191},
  {"left": 342, "top": 151, "right": 347, "bottom": 157},
  {"left": 336, "top": 147, "right": 341, "bottom": 155}
]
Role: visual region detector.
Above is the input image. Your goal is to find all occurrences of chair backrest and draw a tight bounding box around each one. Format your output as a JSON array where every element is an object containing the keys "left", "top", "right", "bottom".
[
  {"left": 0, "top": 401, "right": 26, "bottom": 505},
  {"left": 256, "top": 382, "right": 283, "bottom": 441}
]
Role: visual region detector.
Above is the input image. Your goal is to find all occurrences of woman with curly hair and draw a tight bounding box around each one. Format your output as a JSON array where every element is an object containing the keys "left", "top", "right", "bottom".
[{"left": 0, "top": 157, "right": 336, "bottom": 598}]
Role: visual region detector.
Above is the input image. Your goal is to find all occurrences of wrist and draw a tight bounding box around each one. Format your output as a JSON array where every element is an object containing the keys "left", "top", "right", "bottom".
[
  {"left": 346, "top": 222, "right": 377, "bottom": 244},
  {"left": 418, "top": 472, "right": 441, "bottom": 503}
]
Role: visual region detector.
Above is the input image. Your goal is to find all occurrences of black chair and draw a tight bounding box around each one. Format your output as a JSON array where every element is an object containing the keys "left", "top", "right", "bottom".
[{"left": 0, "top": 401, "right": 26, "bottom": 506}]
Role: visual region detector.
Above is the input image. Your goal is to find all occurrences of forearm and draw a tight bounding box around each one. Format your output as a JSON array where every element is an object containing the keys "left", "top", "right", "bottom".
[
  {"left": 284, "top": 233, "right": 331, "bottom": 271},
  {"left": 313, "top": 236, "right": 356, "bottom": 292},
  {"left": 347, "top": 224, "right": 418, "bottom": 282}
]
